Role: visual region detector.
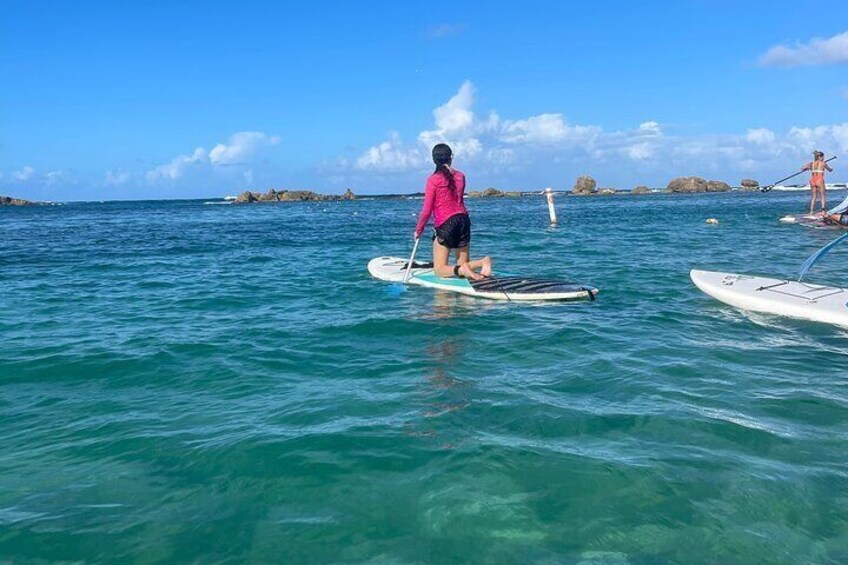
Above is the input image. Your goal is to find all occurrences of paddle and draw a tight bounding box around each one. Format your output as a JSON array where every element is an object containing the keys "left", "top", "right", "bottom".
[
  {"left": 402, "top": 237, "right": 421, "bottom": 284},
  {"left": 798, "top": 232, "right": 848, "bottom": 281},
  {"left": 487, "top": 274, "right": 512, "bottom": 302},
  {"left": 761, "top": 156, "right": 837, "bottom": 192}
]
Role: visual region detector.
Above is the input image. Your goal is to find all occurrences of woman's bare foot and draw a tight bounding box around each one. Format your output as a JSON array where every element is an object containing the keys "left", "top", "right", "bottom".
[
  {"left": 480, "top": 256, "right": 492, "bottom": 277},
  {"left": 458, "top": 262, "right": 483, "bottom": 280}
]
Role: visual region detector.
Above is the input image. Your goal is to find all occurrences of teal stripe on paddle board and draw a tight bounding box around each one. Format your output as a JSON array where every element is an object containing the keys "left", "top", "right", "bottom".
[{"left": 413, "top": 273, "right": 473, "bottom": 288}]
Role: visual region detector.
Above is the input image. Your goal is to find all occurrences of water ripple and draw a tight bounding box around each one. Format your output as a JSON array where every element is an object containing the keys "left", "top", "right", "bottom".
[{"left": 1, "top": 194, "right": 847, "bottom": 562}]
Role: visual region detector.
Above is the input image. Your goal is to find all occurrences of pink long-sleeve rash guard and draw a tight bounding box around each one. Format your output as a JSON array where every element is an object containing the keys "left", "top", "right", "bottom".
[{"left": 415, "top": 169, "right": 467, "bottom": 237}]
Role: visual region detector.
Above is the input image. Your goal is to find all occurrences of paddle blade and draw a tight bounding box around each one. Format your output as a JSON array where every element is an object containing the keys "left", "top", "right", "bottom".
[
  {"left": 386, "top": 283, "right": 407, "bottom": 297},
  {"left": 799, "top": 233, "right": 848, "bottom": 281}
]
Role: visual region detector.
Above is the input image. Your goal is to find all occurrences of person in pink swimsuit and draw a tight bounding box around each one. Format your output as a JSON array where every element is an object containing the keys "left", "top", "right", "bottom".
[
  {"left": 414, "top": 144, "right": 492, "bottom": 280},
  {"left": 802, "top": 150, "right": 833, "bottom": 215}
]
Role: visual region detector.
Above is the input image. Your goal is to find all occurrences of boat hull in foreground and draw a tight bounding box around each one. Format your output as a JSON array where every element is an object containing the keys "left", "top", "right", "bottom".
[{"left": 690, "top": 269, "right": 848, "bottom": 327}]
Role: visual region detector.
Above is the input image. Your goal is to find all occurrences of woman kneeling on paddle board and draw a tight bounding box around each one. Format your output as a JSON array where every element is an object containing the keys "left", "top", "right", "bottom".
[{"left": 414, "top": 144, "right": 492, "bottom": 280}]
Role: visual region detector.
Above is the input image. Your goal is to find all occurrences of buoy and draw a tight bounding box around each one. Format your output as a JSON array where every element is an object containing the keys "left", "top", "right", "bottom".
[
  {"left": 706, "top": 218, "right": 719, "bottom": 224},
  {"left": 545, "top": 187, "right": 557, "bottom": 224}
]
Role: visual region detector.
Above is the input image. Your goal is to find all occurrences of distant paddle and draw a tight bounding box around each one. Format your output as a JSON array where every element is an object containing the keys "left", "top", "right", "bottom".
[
  {"left": 798, "top": 232, "right": 848, "bottom": 281},
  {"left": 761, "top": 156, "right": 837, "bottom": 193}
]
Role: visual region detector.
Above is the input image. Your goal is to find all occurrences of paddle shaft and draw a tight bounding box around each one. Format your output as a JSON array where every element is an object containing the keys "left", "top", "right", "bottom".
[
  {"left": 403, "top": 237, "right": 420, "bottom": 284},
  {"left": 488, "top": 274, "right": 512, "bottom": 302},
  {"left": 762, "top": 156, "right": 837, "bottom": 192}
]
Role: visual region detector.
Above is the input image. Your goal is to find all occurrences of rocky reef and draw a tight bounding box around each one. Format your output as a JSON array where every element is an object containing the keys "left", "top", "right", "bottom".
[
  {"left": 667, "top": 177, "right": 731, "bottom": 193},
  {"left": 0, "top": 195, "right": 34, "bottom": 206},
  {"left": 235, "top": 188, "right": 356, "bottom": 203},
  {"left": 631, "top": 185, "right": 652, "bottom": 194},
  {"left": 740, "top": 179, "right": 760, "bottom": 191},
  {"left": 571, "top": 175, "right": 597, "bottom": 195},
  {"left": 466, "top": 187, "right": 521, "bottom": 198}
]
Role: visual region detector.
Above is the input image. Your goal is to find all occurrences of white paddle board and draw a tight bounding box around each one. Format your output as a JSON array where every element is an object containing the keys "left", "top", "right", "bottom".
[
  {"left": 690, "top": 269, "right": 848, "bottom": 327},
  {"left": 779, "top": 213, "right": 847, "bottom": 230},
  {"left": 368, "top": 256, "right": 598, "bottom": 301}
]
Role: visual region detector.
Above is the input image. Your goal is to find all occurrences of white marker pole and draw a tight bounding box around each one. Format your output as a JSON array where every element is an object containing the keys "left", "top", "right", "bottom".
[{"left": 545, "top": 187, "right": 557, "bottom": 224}]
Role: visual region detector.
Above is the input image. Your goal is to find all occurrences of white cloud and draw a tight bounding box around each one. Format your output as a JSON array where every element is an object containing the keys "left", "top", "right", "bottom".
[
  {"left": 626, "top": 142, "right": 654, "bottom": 161},
  {"left": 638, "top": 121, "right": 662, "bottom": 136},
  {"left": 787, "top": 123, "right": 848, "bottom": 153},
  {"left": 486, "top": 147, "right": 515, "bottom": 165},
  {"left": 419, "top": 82, "right": 495, "bottom": 155},
  {"left": 356, "top": 82, "right": 497, "bottom": 171},
  {"left": 356, "top": 132, "right": 425, "bottom": 171},
  {"left": 500, "top": 114, "right": 600, "bottom": 145},
  {"left": 745, "top": 128, "right": 776, "bottom": 145},
  {"left": 0, "top": 167, "right": 75, "bottom": 190},
  {"left": 144, "top": 131, "right": 280, "bottom": 184},
  {"left": 105, "top": 169, "right": 132, "bottom": 185},
  {"left": 449, "top": 138, "right": 484, "bottom": 157},
  {"left": 759, "top": 31, "right": 848, "bottom": 67},
  {"left": 12, "top": 165, "right": 35, "bottom": 182},
  {"left": 45, "top": 171, "right": 65, "bottom": 185},
  {"left": 209, "top": 131, "right": 280, "bottom": 166},
  {"left": 146, "top": 147, "right": 207, "bottom": 182},
  {"left": 432, "top": 80, "right": 475, "bottom": 132},
  {"left": 739, "top": 159, "right": 758, "bottom": 172},
  {"left": 356, "top": 81, "right": 602, "bottom": 173},
  {"left": 346, "top": 81, "right": 848, "bottom": 190}
]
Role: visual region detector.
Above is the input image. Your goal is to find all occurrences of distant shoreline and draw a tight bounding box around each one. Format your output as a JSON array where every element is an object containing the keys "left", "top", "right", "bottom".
[{"left": 4, "top": 183, "right": 847, "bottom": 206}]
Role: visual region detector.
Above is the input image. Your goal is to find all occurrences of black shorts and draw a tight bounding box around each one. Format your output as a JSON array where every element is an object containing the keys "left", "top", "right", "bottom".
[
  {"left": 840, "top": 213, "right": 848, "bottom": 226},
  {"left": 433, "top": 213, "right": 471, "bottom": 249}
]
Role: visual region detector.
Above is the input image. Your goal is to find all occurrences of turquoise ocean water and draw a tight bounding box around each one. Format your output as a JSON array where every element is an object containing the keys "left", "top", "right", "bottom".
[{"left": 2, "top": 191, "right": 847, "bottom": 563}]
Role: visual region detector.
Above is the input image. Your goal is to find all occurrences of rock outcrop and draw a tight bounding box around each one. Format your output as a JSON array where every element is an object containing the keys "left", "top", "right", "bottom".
[
  {"left": 740, "top": 179, "right": 760, "bottom": 192},
  {"left": 466, "top": 187, "right": 520, "bottom": 198},
  {"left": 571, "top": 176, "right": 597, "bottom": 195},
  {"left": 234, "top": 189, "right": 353, "bottom": 203},
  {"left": 667, "top": 177, "right": 708, "bottom": 193},
  {"left": 631, "top": 185, "right": 651, "bottom": 194},
  {"left": 235, "top": 191, "right": 259, "bottom": 203},
  {"left": 667, "top": 177, "right": 731, "bottom": 193},
  {"left": 706, "top": 180, "right": 731, "bottom": 192},
  {"left": 0, "top": 195, "right": 34, "bottom": 206}
]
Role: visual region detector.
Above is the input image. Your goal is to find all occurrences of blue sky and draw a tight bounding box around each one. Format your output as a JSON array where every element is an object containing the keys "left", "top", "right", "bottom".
[{"left": 1, "top": 0, "right": 846, "bottom": 200}]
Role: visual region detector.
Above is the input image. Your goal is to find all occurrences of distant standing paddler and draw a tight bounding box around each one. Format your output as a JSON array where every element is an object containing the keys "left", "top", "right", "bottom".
[{"left": 803, "top": 150, "right": 833, "bottom": 215}]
